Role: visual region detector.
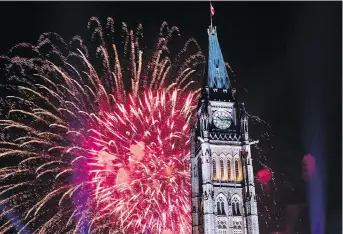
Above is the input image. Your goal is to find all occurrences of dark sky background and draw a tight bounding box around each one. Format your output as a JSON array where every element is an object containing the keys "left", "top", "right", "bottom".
[{"left": 0, "top": 1, "right": 341, "bottom": 233}]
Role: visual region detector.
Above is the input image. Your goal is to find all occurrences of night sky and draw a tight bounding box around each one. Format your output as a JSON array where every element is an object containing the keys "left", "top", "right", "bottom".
[{"left": 0, "top": 1, "right": 341, "bottom": 233}]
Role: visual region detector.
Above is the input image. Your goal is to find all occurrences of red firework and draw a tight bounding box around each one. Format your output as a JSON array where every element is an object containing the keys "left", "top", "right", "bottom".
[
  {"left": 256, "top": 168, "right": 272, "bottom": 184},
  {"left": 256, "top": 168, "right": 272, "bottom": 193},
  {"left": 0, "top": 16, "right": 205, "bottom": 234},
  {"left": 85, "top": 89, "right": 195, "bottom": 233}
]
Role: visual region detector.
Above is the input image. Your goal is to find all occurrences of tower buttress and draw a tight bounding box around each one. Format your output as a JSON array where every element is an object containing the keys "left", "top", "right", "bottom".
[{"left": 242, "top": 145, "right": 260, "bottom": 234}]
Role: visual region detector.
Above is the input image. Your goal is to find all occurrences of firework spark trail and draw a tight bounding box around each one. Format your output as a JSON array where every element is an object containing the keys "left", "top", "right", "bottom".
[
  {"left": 0, "top": 17, "right": 205, "bottom": 234},
  {"left": 87, "top": 89, "right": 196, "bottom": 233},
  {"left": 245, "top": 110, "right": 282, "bottom": 228}
]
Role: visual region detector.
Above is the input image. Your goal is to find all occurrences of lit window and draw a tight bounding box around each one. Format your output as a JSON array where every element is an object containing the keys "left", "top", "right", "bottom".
[
  {"left": 235, "top": 159, "right": 239, "bottom": 181},
  {"left": 227, "top": 159, "right": 231, "bottom": 180},
  {"left": 212, "top": 159, "right": 217, "bottom": 179},
  {"left": 220, "top": 159, "right": 224, "bottom": 179}
]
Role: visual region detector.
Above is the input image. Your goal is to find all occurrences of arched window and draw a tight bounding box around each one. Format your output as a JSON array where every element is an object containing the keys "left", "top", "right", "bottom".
[
  {"left": 233, "top": 220, "right": 242, "bottom": 229},
  {"left": 235, "top": 159, "right": 239, "bottom": 181},
  {"left": 217, "top": 197, "right": 226, "bottom": 215},
  {"left": 232, "top": 196, "right": 241, "bottom": 216},
  {"left": 212, "top": 159, "right": 217, "bottom": 179},
  {"left": 233, "top": 219, "right": 242, "bottom": 234},
  {"left": 221, "top": 201, "right": 225, "bottom": 214},
  {"left": 227, "top": 159, "right": 231, "bottom": 181},
  {"left": 220, "top": 159, "right": 224, "bottom": 180}
]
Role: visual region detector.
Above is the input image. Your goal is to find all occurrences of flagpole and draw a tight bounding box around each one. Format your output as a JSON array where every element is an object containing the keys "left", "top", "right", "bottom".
[{"left": 210, "top": 1, "right": 213, "bottom": 28}]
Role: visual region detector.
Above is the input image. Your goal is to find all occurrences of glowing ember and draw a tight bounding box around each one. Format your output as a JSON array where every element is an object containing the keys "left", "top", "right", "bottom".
[
  {"left": 130, "top": 141, "right": 145, "bottom": 162},
  {"left": 162, "top": 230, "right": 173, "bottom": 234},
  {"left": 115, "top": 168, "right": 130, "bottom": 186},
  {"left": 303, "top": 153, "right": 316, "bottom": 179},
  {"left": 256, "top": 168, "right": 272, "bottom": 184}
]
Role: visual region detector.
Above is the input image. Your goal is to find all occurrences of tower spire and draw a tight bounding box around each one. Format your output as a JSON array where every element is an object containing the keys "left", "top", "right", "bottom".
[{"left": 207, "top": 3, "right": 230, "bottom": 89}]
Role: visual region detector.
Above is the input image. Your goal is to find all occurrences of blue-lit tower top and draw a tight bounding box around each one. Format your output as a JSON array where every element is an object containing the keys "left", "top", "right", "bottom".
[{"left": 207, "top": 25, "right": 230, "bottom": 89}]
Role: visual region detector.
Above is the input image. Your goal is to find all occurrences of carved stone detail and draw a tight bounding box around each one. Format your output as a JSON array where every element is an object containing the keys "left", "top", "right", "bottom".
[{"left": 209, "top": 132, "right": 241, "bottom": 141}]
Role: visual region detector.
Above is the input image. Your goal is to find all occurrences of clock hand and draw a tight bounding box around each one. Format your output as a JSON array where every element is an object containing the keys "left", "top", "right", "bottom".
[{"left": 218, "top": 117, "right": 230, "bottom": 121}]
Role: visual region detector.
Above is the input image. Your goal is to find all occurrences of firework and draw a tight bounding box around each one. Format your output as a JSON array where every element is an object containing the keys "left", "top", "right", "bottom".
[
  {"left": 89, "top": 89, "right": 196, "bottom": 233},
  {"left": 0, "top": 17, "right": 205, "bottom": 234},
  {"left": 302, "top": 154, "right": 315, "bottom": 180}
]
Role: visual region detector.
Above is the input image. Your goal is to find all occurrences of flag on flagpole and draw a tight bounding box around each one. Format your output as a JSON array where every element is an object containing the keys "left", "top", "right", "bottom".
[{"left": 210, "top": 2, "right": 215, "bottom": 16}]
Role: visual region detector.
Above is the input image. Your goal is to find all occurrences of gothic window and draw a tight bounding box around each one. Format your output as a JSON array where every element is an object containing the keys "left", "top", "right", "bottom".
[
  {"left": 218, "top": 221, "right": 227, "bottom": 233},
  {"left": 227, "top": 159, "right": 231, "bottom": 181},
  {"left": 216, "top": 197, "right": 226, "bottom": 215},
  {"left": 233, "top": 221, "right": 242, "bottom": 229},
  {"left": 220, "top": 159, "right": 224, "bottom": 180},
  {"left": 232, "top": 196, "right": 241, "bottom": 216},
  {"left": 235, "top": 159, "right": 239, "bottom": 181},
  {"left": 212, "top": 158, "right": 217, "bottom": 179},
  {"left": 221, "top": 201, "right": 225, "bottom": 214}
]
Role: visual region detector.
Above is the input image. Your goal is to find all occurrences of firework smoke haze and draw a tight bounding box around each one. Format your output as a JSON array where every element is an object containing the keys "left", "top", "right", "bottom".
[{"left": 0, "top": 17, "right": 205, "bottom": 234}]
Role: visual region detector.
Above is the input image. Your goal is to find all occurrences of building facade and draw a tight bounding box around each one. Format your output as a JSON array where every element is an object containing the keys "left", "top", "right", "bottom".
[{"left": 190, "top": 25, "right": 260, "bottom": 234}]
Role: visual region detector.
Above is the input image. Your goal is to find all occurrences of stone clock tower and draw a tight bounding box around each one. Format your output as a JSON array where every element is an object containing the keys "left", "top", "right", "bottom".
[{"left": 190, "top": 25, "right": 260, "bottom": 234}]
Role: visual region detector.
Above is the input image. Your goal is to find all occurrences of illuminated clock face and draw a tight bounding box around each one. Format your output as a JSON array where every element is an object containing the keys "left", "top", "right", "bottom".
[{"left": 213, "top": 111, "right": 232, "bottom": 129}]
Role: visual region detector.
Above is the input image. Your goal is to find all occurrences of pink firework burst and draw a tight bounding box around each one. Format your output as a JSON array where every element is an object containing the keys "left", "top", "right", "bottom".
[
  {"left": 0, "top": 17, "right": 204, "bottom": 234},
  {"left": 85, "top": 89, "right": 195, "bottom": 233}
]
